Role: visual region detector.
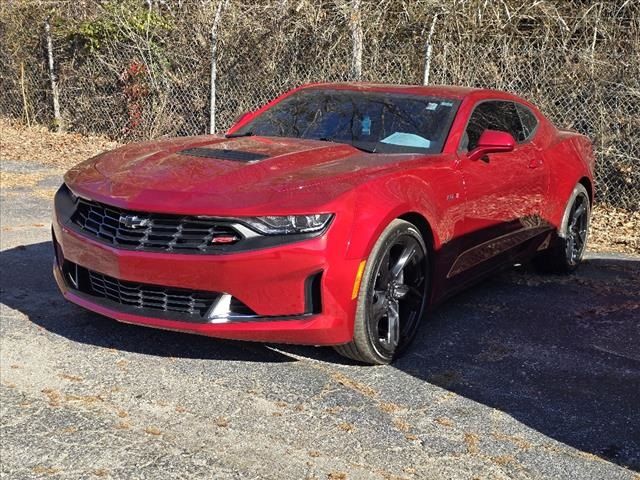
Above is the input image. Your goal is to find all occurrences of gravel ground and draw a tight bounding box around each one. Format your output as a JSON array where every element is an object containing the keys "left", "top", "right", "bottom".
[{"left": 1, "top": 159, "right": 639, "bottom": 480}]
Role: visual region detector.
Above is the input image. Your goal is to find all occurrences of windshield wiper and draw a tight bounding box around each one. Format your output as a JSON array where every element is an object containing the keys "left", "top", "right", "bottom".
[
  {"left": 317, "top": 137, "right": 377, "bottom": 154},
  {"left": 225, "top": 131, "right": 254, "bottom": 138}
]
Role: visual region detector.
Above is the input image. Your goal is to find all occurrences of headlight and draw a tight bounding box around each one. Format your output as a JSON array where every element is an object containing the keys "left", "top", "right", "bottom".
[{"left": 242, "top": 214, "right": 333, "bottom": 235}]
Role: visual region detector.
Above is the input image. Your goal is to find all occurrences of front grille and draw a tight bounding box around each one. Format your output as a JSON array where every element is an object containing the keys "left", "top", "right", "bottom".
[{"left": 70, "top": 199, "right": 242, "bottom": 253}]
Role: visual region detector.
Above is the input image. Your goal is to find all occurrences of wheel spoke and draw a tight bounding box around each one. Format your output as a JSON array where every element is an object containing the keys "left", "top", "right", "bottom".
[
  {"left": 573, "top": 203, "right": 586, "bottom": 222},
  {"left": 567, "top": 233, "right": 576, "bottom": 263},
  {"left": 378, "top": 250, "right": 392, "bottom": 285},
  {"left": 371, "top": 290, "right": 387, "bottom": 318},
  {"left": 390, "top": 243, "right": 417, "bottom": 279},
  {"left": 578, "top": 228, "right": 587, "bottom": 244},
  {"left": 386, "top": 299, "right": 400, "bottom": 348}
]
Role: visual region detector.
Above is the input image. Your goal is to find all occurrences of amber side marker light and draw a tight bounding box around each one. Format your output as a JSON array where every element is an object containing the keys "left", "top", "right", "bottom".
[{"left": 351, "top": 260, "right": 367, "bottom": 300}]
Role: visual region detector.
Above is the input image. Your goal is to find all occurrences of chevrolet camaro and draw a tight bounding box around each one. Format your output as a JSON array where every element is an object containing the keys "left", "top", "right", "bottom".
[{"left": 53, "top": 83, "right": 594, "bottom": 364}]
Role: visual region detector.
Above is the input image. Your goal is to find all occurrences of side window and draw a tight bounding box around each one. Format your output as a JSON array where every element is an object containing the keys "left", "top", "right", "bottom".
[
  {"left": 462, "top": 101, "right": 525, "bottom": 151},
  {"left": 515, "top": 103, "right": 538, "bottom": 141}
]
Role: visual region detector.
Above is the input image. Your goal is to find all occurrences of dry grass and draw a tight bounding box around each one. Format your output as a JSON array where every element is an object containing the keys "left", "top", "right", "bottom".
[
  {"left": 31, "top": 466, "right": 62, "bottom": 476},
  {"left": 330, "top": 372, "right": 378, "bottom": 398},
  {"left": 327, "top": 472, "right": 347, "bottom": 480},
  {"left": 491, "top": 432, "right": 532, "bottom": 450},
  {"left": 214, "top": 416, "right": 229, "bottom": 428},
  {"left": 0, "top": 118, "right": 120, "bottom": 170},
  {"left": 434, "top": 417, "right": 454, "bottom": 428},
  {"left": 65, "top": 393, "right": 104, "bottom": 405},
  {"left": 464, "top": 432, "right": 480, "bottom": 455},
  {"left": 0, "top": 170, "right": 47, "bottom": 188},
  {"left": 392, "top": 418, "right": 411, "bottom": 433},
  {"left": 338, "top": 422, "right": 355, "bottom": 433},
  {"left": 589, "top": 204, "right": 640, "bottom": 254},
  {"left": 379, "top": 402, "right": 402, "bottom": 413},
  {"left": 41, "top": 388, "right": 62, "bottom": 407}
]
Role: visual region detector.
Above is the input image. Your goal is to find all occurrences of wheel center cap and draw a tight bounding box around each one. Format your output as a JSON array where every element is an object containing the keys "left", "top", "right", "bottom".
[{"left": 388, "top": 282, "right": 409, "bottom": 300}]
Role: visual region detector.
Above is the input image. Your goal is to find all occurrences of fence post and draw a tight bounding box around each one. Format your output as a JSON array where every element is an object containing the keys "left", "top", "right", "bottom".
[
  {"left": 351, "top": 0, "right": 363, "bottom": 81},
  {"left": 20, "top": 62, "right": 31, "bottom": 127},
  {"left": 44, "top": 16, "right": 62, "bottom": 131},
  {"left": 423, "top": 13, "right": 439, "bottom": 85},
  {"left": 209, "top": 0, "right": 229, "bottom": 135}
]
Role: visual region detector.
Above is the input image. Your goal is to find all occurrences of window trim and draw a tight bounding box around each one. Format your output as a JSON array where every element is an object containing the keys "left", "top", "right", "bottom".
[{"left": 458, "top": 98, "right": 538, "bottom": 152}]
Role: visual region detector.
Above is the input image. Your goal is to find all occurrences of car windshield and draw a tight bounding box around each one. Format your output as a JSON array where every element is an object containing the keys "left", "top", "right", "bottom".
[{"left": 232, "top": 89, "right": 460, "bottom": 154}]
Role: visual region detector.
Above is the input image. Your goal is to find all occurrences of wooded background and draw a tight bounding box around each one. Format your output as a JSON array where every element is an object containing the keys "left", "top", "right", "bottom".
[{"left": 0, "top": 0, "right": 638, "bottom": 210}]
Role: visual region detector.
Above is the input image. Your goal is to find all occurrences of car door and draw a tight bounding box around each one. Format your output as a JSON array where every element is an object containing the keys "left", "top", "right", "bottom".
[{"left": 448, "top": 100, "right": 550, "bottom": 282}]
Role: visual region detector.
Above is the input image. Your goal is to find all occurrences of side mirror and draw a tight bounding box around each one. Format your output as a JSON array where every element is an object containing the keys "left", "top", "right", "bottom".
[{"left": 467, "top": 129, "right": 515, "bottom": 162}]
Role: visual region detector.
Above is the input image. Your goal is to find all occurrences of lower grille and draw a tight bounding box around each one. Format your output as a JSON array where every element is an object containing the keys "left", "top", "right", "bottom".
[
  {"left": 61, "top": 261, "right": 222, "bottom": 319},
  {"left": 87, "top": 270, "right": 219, "bottom": 317}
]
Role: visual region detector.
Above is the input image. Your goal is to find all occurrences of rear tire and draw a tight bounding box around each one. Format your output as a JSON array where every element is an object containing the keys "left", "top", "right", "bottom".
[
  {"left": 534, "top": 183, "right": 590, "bottom": 274},
  {"left": 334, "top": 220, "right": 429, "bottom": 365}
]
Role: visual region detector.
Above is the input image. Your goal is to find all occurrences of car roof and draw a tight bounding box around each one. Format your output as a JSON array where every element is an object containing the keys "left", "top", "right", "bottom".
[{"left": 298, "top": 82, "right": 523, "bottom": 103}]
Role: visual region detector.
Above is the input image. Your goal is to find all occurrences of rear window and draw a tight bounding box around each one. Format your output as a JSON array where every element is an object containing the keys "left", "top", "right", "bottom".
[{"left": 515, "top": 103, "right": 539, "bottom": 141}]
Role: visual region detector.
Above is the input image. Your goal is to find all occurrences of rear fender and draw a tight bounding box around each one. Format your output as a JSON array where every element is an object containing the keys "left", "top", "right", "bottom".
[{"left": 544, "top": 133, "right": 595, "bottom": 229}]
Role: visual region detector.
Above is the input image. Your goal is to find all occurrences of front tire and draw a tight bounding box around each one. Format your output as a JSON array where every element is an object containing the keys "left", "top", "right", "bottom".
[
  {"left": 534, "top": 183, "right": 591, "bottom": 274},
  {"left": 334, "top": 219, "right": 429, "bottom": 365}
]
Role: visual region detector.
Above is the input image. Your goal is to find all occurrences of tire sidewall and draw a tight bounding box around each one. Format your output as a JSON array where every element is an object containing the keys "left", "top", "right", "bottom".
[{"left": 558, "top": 183, "right": 591, "bottom": 270}]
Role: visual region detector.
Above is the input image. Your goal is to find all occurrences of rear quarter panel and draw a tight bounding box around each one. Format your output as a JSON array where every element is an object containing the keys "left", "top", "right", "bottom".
[{"left": 542, "top": 129, "right": 595, "bottom": 228}]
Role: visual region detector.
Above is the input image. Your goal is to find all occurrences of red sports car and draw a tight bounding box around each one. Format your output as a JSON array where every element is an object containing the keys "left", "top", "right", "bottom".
[{"left": 53, "top": 83, "right": 594, "bottom": 364}]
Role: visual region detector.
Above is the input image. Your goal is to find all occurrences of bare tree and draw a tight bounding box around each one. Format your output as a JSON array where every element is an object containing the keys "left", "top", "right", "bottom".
[
  {"left": 351, "top": 0, "right": 363, "bottom": 81},
  {"left": 210, "top": 0, "right": 229, "bottom": 134},
  {"left": 423, "top": 13, "right": 439, "bottom": 85},
  {"left": 44, "top": 16, "right": 62, "bottom": 131}
]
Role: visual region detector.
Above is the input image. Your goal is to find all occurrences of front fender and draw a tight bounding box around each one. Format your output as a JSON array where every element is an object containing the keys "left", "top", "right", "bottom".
[{"left": 343, "top": 174, "right": 448, "bottom": 261}]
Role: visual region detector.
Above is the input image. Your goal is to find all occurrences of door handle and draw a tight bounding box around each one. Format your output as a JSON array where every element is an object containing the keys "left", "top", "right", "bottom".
[{"left": 528, "top": 158, "right": 543, "bottom": 169}]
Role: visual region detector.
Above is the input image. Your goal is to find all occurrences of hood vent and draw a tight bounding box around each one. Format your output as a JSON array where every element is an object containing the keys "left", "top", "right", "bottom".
[{"left": 180, "top": 147, "right": 269, "bottom": 162}]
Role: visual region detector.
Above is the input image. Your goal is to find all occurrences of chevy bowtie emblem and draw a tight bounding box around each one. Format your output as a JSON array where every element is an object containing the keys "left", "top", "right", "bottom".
[{"left": 119, "top": 214, "right": 150, "bottom": 229}]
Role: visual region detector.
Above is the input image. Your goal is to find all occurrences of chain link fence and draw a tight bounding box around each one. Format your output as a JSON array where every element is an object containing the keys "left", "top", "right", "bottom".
[{"left": 1, "top": 1, "right": 638, "bottom": 210}]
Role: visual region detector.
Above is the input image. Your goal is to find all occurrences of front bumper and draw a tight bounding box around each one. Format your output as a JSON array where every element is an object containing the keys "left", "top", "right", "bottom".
[{"left": 52, "top": 202, "right": 360, "bottom": 345}]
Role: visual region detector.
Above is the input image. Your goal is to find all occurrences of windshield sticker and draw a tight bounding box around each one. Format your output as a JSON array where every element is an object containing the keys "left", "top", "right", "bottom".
[
  {"left": 426, "top": 102, "right": 438, "bottom": 111},
  {"left": 440, "top": 101, "right": 453, "bottom": 107},
  {"left": 380, "top": 132, "right": 431, "bottom": 148},
  {"left": 361, "top": 115, "right": 372, "bottom": 135}
]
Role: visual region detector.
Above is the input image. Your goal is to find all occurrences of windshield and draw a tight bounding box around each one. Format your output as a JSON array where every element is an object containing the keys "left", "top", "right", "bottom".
[{"left": 232, "top": 89, "right": 460, "bottom": 154}]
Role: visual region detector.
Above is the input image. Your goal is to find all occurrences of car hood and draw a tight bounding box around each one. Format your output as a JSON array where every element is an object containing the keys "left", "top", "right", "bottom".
[{"left": 64, "top": 135, "right": 423, "bottom": 215}]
